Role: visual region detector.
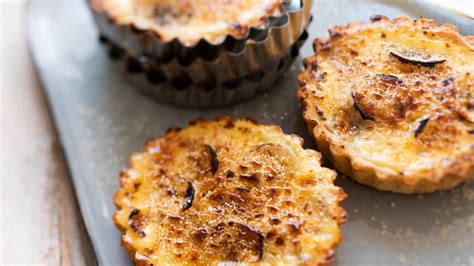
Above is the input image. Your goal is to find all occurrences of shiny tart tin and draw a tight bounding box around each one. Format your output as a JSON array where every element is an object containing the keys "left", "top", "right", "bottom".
[{"left": 90, "top": 0, "right": 312, "bottom": 107}]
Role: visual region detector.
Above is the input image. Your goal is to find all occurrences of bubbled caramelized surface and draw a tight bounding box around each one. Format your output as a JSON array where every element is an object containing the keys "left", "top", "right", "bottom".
[
  {"left": 114, "top": 117, "right": 346, "bottom": 265},
  {"left": 91, "top": 0, "right": 283, "bottom": 44},
  {"left": 298, "top": 16, "right": 474, "bottom": 192}
]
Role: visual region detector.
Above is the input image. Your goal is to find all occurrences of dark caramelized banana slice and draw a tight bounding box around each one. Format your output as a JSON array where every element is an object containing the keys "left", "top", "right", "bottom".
[
  {"left": 298, "top": 16, "right": 474, "bottom": 193},
  {"left": 114, "top": 117, "right": 346, "bottom": 265}
]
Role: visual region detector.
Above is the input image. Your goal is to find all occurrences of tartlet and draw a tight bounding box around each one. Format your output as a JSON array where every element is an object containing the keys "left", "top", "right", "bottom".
[
  {"left": 114, "top": 117, "right": 346, "bottom": 265},
  {"left": 91, "top": 0, "right": 284, "bottom": 45},
  {"left": 297, "top": 16, "right": 474, "bottom": 194}
]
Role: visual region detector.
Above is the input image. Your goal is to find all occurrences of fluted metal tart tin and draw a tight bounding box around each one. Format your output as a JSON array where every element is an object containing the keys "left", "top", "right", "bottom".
[
  {"left": 102, "top": 31, "right": 309, "bottom": 108},
  {"left": 90, "top": 0, "right": 312, "bottom": 84}
]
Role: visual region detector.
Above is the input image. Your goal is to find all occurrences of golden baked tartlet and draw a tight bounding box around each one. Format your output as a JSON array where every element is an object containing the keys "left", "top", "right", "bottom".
[
  {"left": 114, "top": 117, "right": 346, "bottom": 265},
  {"left": 90, "top": 0, "right": 312, "bottom": 107},
  {"left": 90, "top": 0, "right": 284, "bottom": 45},
  {"left": 297, "top": 16, "right": 474, "bottom": 194}
]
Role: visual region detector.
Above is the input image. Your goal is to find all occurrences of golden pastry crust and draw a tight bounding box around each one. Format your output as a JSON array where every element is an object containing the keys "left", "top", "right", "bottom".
[
  {"left": 114, "top": 117, "right": 346, "bottom": 265},
  {"left": 90, "top": 0, "right": 284, "bottom": 45},
  {"left": 297, "top": 16, "right": 474, "bottom": 194}
]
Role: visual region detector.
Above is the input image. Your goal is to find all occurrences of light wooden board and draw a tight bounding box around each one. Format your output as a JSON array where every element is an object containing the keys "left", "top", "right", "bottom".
[{"left": 0, "top": 2, "right": 95, "bottom": 265}]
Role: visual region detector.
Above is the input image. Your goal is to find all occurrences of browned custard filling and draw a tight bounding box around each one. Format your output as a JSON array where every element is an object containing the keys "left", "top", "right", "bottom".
[{"left": 91, "top": 0, "right": 284, "bottom": 44}]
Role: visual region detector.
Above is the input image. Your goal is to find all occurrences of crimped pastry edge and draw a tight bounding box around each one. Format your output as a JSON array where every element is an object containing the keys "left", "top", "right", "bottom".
[
  {"left": 113, "top": 116, "right": 347, "bottom": 265},
  {"left": 297, "top": 16, "right": 474, "bottom": 194}
]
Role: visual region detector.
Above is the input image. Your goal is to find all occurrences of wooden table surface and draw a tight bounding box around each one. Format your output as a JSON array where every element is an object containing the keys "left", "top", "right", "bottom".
[{"left": 1, "top": 2, "right": 96, "bottom": 265}]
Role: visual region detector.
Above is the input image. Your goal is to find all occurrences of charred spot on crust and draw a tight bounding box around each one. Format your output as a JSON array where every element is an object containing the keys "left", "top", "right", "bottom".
[
  {"left": 239, "top": 164, "right": 249, "bottom": 170},
  {"left": 203, "top": 221, "right": 267, "bottom": 261},
  {"left": 229, "top": 222, "right": 264, "bottom": 261},
  {"left": 192, "top": 228, "right": 209, "bottom": 242},
  {"left": 275, "top": 237, "right": 285, "bottom": 246},
  {"left": 224, "top": 120, "right": 235, "bottom": 129},
  {"left": 188, "top": 118, "right": 205, "bottom": 126},
  {"left": 153, "top": 6, "right": 185, "bottom": 26},
  {"left": 370, "top": 14, "right": 383, "bottom": 22},
  {"left": 312, "top": 71, "right": 327, "bottom": 82},
  {"left": 351, "top": 92, "right": 374, "bottom": 121},
  {"left": 316, "top": 106, "right": 327, "bottom": 121},
  {"left": 129, "top": 218, "right": 146, "bottom": 238},
  {"left": 130, "top": 223, "right": 145, "bottom": 237},
  {"left": 229, "top": 21, "right": 244, "bottom": 34},
  {"left": 288, "top": 222, "right": 302, "bottom": 234},
  {"left": 441, "top": 77, "right": 453, "bottom": 87},
  {"left": 270, "top": 217, "right": 281, "bottom": 225},
  {"left": 243, "top": 117, "right": 258, "bottom": 124},
  {"left": 303, "top": 58, "right": 318, "bottom": 70},
  {"left": 469, "top": 130, "right": 474, "bottom": 135},
  {"left": 321, "top": 43, "right": 331, "bottom": 51},
  {"left": 414, "top": 117, "right": 430, "bottom": 137},
  {"left": 182, "top": 181, "right": 195, "bottom": 211},
  {"left": 390, "top": 48, "right": 446, "bottom": 67},
  {"left": 206, "top": 145, "right": 219, "bottom": 175},
  {"left": 240, "top": 173, "right": 260, "bottom": 183},
  {"left": 455, "top": 109, "right": 473, "bottom": 123},
  {"left": 375, "top": 74, "right": 404, "bottom": 85},
  {"left": 226, "top": 170, "right": 235, "bottom": 178},
  {"left": 329, "top": 29, "right": 342, "bottom": 39},
  {"left": 128, "top": 208, "right": 143, "bottom": 237},
  {"left": 236, "top": 187, "right": 251, "bottom": 193}
]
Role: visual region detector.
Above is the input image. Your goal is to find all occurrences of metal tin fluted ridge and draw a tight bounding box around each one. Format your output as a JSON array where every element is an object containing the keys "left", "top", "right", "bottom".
[{"left": 91, "top": 0, "right": 312, "bottom": 83}]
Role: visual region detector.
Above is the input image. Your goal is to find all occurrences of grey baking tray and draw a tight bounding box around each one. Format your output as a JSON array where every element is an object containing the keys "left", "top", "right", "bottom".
[{"left": 27, "top": 0, "right": 474, "bottom": 265}]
